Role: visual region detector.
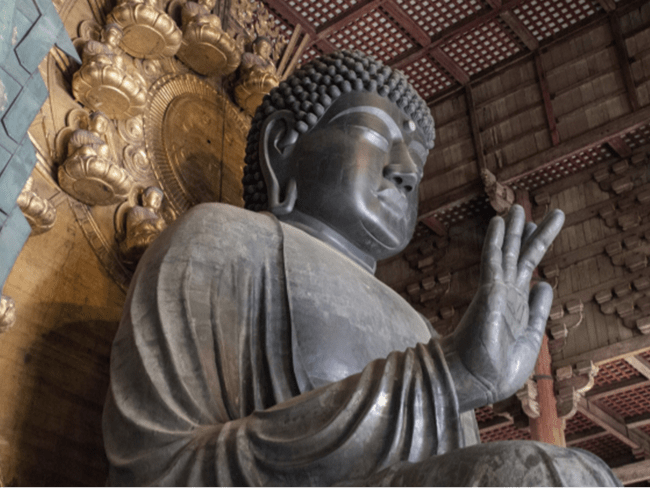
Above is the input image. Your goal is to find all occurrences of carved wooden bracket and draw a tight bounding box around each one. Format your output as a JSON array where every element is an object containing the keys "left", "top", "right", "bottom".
[
  {"left": 516, "top": 378, "right": 540, "bottom": 419},
  {"left": 547, "top": 299, "right": 584, "bottom": 353},
  {"left": 555, "top": 360, "right": 599, "bottom": 419}
]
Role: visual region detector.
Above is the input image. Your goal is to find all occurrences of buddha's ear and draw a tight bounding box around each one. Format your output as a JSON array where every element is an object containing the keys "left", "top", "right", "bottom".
[{"left": 259, "top": 110, "right": 300, "bottom": 216}]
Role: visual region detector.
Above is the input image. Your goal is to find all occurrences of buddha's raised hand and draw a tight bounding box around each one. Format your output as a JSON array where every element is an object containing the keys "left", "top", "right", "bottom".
[{"left": 443, "top": 204, "right": 565, "bottom": 411}]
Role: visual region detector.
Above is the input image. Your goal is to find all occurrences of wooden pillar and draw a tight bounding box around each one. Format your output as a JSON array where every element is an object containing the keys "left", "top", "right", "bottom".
[
  {"left": 516, "top": 190, "right": 566, "bottom": 446},
  {"left": 529, "top": 335, "right": 566, "bottom": 446}
]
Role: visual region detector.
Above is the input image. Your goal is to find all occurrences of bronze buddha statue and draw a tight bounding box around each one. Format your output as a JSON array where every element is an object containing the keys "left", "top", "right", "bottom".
[{"left": 103, "top": 50, "right": 618, "bottom": 486}]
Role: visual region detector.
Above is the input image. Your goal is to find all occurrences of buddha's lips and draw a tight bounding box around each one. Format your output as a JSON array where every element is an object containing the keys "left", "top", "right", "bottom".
[{"left": 377, "top": 187, "right": 409, "bottom": 216}]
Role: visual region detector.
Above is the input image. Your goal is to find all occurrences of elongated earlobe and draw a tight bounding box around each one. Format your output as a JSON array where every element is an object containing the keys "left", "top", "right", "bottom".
[{"left": 259, "top": 111, "right": 299, "bottom": 216}]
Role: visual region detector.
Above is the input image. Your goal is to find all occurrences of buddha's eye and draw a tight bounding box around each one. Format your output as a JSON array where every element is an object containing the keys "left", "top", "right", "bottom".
[{"left": 349, "top": 125, "right": 390, "bottom": 152}]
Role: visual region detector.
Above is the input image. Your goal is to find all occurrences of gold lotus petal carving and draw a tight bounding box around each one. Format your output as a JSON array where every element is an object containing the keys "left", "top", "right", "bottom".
[
  {"left": 59, "top": 155, "right": 134, "bottom": 206},
  {"left": 234, "top": 76, "right": 278, "bottom": 116},
  {"left": 176, "top": 25, "right": 240, "bottom": 76},
  {"left": 72, "top": 64, "right": 147, "bottom": 119},
  {"left": 108, "top": 3, "right": 182, "bottom": 59}
]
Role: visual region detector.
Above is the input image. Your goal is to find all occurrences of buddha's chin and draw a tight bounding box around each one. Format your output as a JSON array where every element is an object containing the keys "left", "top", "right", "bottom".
[{"left": 360, "top": 218, "right": 410, "bottom": 258}]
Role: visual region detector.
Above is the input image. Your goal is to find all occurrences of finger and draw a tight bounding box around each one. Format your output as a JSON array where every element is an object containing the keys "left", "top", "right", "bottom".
[
  {"left": 481, "top": 215, "right": 505, "bottom": 285},
  {"left": 510, "top": 282, "right": 553, "bottom": 386},
  {"left": 522, "top": 222, "right": 537, "bottom": 245},
  {"left": 516, "top": 209, "right": 565, "bottom": 289},
  {"left": 502, "top": 205, "right": 525, "bottom": 283}
]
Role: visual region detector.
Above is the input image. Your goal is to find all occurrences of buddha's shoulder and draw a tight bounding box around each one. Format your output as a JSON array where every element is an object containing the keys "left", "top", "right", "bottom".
[{"left": 157, "top": 203, "right": 281, "bottom": 256}]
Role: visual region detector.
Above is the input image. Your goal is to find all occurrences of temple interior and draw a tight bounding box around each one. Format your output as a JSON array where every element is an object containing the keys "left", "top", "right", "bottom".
[{"left": 2, "top": 0, "right": 650, "bottom": 484}]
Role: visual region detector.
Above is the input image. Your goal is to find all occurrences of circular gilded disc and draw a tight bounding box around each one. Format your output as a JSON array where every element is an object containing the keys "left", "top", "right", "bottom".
[
  {"left": 71, "top": 177, "right": 119, "bottom": 205},
  {"left": 145, "top": 74, "right": 249, "bottom": 212}
]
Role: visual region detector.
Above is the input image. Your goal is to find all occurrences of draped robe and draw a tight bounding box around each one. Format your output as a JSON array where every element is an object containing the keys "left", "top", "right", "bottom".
[{"left": 103, "top": 203, "right": 619, "bottom": 486}]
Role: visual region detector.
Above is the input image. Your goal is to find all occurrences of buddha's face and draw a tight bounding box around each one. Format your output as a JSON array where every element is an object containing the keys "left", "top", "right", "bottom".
[
  {"left": 104, "top": 26, "right": 122, "bottom": 46},
  {"left": 143, "top": 190, "right": 163, "bottom": 209},
  {"left": 255, "top": 40, "right": 272, "bottom": 59},
  {"left": 287, "top": 91, "right": 428, "bottom": 261}
]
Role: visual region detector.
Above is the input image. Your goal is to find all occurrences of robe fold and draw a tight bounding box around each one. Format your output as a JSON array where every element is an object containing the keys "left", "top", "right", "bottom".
[{"left": 103, "top": 203, "right": 619, "bottom": 486}]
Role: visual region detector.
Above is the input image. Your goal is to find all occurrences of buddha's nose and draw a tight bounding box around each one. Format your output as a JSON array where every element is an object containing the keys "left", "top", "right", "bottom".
[{"left": 384, "top": 160, "right": 419, "bottom": 193}]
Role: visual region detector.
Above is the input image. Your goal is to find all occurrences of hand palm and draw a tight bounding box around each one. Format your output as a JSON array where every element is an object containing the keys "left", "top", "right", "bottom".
[{"left": 451, "top": 205, "right": 564, "bottom": 408}]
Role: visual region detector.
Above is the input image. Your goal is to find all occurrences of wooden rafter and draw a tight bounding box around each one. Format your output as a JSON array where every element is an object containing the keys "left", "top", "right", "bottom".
[
  {"left": 613, "top": 459, "right": 650, "bottom": 484},
  {"left": 578, "top": 398, "right": 650, "bottom": 454},
  {"left": 535, "top": 54, "right": 560, "bottom": 146},
  {"left": 499, "top": 10, "right": 539, "bottom": 51},
  {"left": 607, "top": 136, "right": 633, "bottom": 158},
  {"left": 609, "top": 11, "right": 640, "bottom": 111},
  {"left": 315, "top": 0, "right": 387, "bottom": 41},
  {"left": 626, "top": 355, "right": 650, "bottom": 379},
  {"left": 465, "top": 86, "right": 487, "bottom": 175},
  {"left": 389, "top": 0, "right": 527, "bottom": 70},
  {"left": 499, "top": 104, "right": 650, "bottom": 183},
  {"left": 553, "top": 333, "right": 650, "bottom": 369}
]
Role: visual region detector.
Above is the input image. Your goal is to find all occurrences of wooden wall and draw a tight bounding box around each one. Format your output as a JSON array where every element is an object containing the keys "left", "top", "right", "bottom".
[{"left": 0, "top": 165, "right": 125, "bottom": 485}]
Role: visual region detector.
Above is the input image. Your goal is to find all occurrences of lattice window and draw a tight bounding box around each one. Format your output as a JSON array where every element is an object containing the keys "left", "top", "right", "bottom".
[
  {"left": 395, "top": 0, "right": 483, "bottom": 37},
  {"left": 286, "top": 0, "right": 358, "bottom": 28},
  {"left": 622, "top": 124, "right": 650, "bottom": 150},
  {"left": 475, "top": 405, "right": 495, "bottom": 424},
  {"left": 480, "top": 423, "right": 531, "bottom": 443},
  {"left": 594, "top": 359, "right": 644, "bottom": 388},
  {"left": 600, "top": 383, "right": 650, "bottom": 417},
  {"left": 565, "top": 411, "right": 599, "bottom": 437},
  {"left": 512, "top": 145, "right": 612, "bottom": 192},
  {"left": 440, "top": 19, "right": 521, "bottom": 78},
  {"left": 327, "top": 8, "right": 415, "bottom": 63},
  {"left": 301, "top": 45, "right": 324, "bottom": 64},
  {"left": 572, "top": 434, "right": 631, "bottom": 464},
  {"left": 512, "top": 0, "right": 600, "bottom": 42},
  {"left": 401, "top": 55, "right": 453, "bottom": 101},
  {"left": 434, "top": 195, "right": 491, "bottom": 227}
]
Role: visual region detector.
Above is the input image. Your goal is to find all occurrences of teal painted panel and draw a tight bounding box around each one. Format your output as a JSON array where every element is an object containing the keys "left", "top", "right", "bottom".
[
  {"left": 0, "top": 144, "right": 11, "bottom": 174},
  {"left": 55, "top": 22, "right": 81, "bottom": 63},
  {"left": 2, "top": 72, "right": 47, "bottom": 142},
  {"left": 13, "top": 9, "right": 33, "bottom": 47},
  {"left": 16, "top": 13, "right": 61, "bottom": 73},
  {"left": 0, "top": 0, "right": 16, "bottom": 65},
  {"left": 0, "top": 205, "right": 31, "bottom": 290},
  {"left": 0, "top": 125, "right": 18, "bottom": 156},
  {"left": 16, "top": 0, "right": 39, "bottom": 22},
  {"left": 0, "top": 137, "right": 35, "bottom": 214},
  {"left": 2, "top": 49, "right": 30, "bottom": 85},
  {"left": 0, "top": 68, "right": 23, "bottom": 114}
]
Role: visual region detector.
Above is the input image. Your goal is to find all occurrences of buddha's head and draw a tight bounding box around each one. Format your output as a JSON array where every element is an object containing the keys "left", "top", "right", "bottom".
[
  {"left": 252, "top": 37, "right": 273, "bottom": 60},
  {"left": 89, "top": 112, "right": 110, "bottom": 135},
  {"left": 0, "top": 296, "right": 16, "bottom": 333},
  {"left": 198, "top": 0, "right": 217, "bottom": 11},
  {"left": 243, "top": 50, "right": 434, "bottom": 268},
  {"left": 142, "top": 186, "right": 164, "bottom": 210}
]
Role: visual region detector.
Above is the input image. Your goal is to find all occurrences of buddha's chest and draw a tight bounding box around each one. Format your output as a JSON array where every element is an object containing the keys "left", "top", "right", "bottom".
[{"left": 282, "top": 226, "right": 432, "bottom": 390}]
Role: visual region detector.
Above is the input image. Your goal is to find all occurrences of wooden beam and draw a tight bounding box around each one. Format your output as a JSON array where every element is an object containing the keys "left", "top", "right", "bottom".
[
  {"left": 315, "top": 0, "right": 387, "bottom": 41},
  {"left": 588, "top": 376, "right": 649, "bottom": 401},
  {"left": 430, "top": 47, "right": 470, "bottom": 85},
  {"left": 465, "top": 86, "right": 487, "bottom": 174},
  {"left": 535, "top": 53, "right": 560, "bottom": 146},
  {"left": 613, "top": 459, "right": 650, "bottom": 484},
  {"left": 626, "top": 355, "right": 650, "bottom": 380},
  {"left": 578, "top": 398, "right": 650, "bottom": 453},
  {"left": 381, "top": 1, "right": 430, "bottom": 47},
  {"left": 390, "top": 0, "right": 527, "bottom": 70},
  {"left": 609, "top": 11, "right": 640, "bottom": 111},
  {"left": 499, "top": 10, "right": 539, "bottom": 51},
  {"left": 608, "top": 136, "right": 633, "bottom": 158},
  {"left": 597, "top": 0, "right": 617, "bottom": 12},
  {"left": 553, "top": 334, "right": 650, "bottom": 369},
  {"left": 567, "top": 413, "right": 650, "bottom": 446},
  {"left": 418, "top": 180, "right": 484, "bottom": 220},
  {"left": 499, "top": 103, "right": 650, "bottom": 184}
]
